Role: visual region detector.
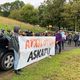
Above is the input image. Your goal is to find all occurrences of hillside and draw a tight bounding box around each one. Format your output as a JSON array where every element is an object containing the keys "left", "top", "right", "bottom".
[{"left": 0, "top": 16, "right": 48, "bottom": 32}]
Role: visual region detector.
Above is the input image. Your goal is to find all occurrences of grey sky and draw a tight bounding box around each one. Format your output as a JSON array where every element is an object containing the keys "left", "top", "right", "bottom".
[{"left": 0, "top": 0, "right": 44, "bottom": 7}]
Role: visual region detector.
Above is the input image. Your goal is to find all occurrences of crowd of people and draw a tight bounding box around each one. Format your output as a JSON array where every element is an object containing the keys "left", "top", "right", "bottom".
[
  {"left": 0, "top": 26, "right": 80, "bottom": 53},
  {"left": 0, "top": 28, "right": 53, "bottom": 37},
  {"left": 0, "top": 26, "right": 80, "bottom": 74},
  {"left": 55, "top": 29, "right": 80, "bottom": 54}
]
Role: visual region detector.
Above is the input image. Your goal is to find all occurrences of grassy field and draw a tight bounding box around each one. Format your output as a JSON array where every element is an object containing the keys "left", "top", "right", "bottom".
[
  {"left": 0, "top": 16, "right": 49, "bottom": 32},
  {"left": 8, "top": 48, "right": 80, "bottom": 80}
]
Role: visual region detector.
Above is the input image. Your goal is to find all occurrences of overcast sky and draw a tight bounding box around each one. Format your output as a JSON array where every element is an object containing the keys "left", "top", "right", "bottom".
[{"left": 0, "top": 0, "right": 45, "bottom": 7}]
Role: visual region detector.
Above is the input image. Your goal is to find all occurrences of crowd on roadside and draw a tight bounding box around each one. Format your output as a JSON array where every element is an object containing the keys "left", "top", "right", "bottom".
[
  {"left": 0, "top": 26, "right": 80, "bottom": 52},
  {"left": 0, "top": 26, "right": 80, "bottom": 75},
  {"left": 0, "top": 26, "right": 80, "bottom": 50},
  {"left": 55, "top": 29, "right": 80, "bottom": 54},
  {"left": 0, "top": 28, "right": 53, "bottom": 37}
]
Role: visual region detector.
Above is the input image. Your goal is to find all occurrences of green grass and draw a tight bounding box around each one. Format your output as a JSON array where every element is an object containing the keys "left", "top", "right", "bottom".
[
  {"left": 11, "top": 48, "right": 80, "bottom": 80},
  {"left": 0, "top": 16, "right": 49, "bottom": 32}
]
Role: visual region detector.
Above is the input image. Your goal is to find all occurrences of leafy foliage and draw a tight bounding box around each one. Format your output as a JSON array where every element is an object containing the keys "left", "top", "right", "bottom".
[
  {"left": 0, "top": 0, "right": 24, "bottom": 17},
  {"left": 0, "top": 0, "right": 80, "bottom": 31}
]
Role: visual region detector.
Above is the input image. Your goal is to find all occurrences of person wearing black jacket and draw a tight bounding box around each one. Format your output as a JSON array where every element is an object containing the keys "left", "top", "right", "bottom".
[{"left": 73, "top": 33, "right": 79, "bottom": 47}]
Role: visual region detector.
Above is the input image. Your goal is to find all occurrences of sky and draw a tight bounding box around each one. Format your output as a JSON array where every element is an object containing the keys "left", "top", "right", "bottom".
[{"left": 0, "top": 0, "right": 45, "bottom": 7}]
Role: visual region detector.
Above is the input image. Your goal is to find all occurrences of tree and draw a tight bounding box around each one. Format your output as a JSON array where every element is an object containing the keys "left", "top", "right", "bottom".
[
  {"left": 38, "top": 0, "right": 80, "bottom": 31},
  {"left": 0, "top": 3, "right": 11, "bottom": 17},
  {"left": 0, "top": 0, "right": 25, "bottom": 17},
  {"left": 20, "top": 4, "right": 39, "bottom": 24},
  {"left": 61, "top": 0, "right": 80, "bottom": 31},
  {"left": 10, "top": 0, "right": 25, "bottom": 11},
  {"left": 9, "top": 10, "right": 21, "bottom": 20},
  {"left": 38, "top": 0, "right": 65, "bottom": 29}
]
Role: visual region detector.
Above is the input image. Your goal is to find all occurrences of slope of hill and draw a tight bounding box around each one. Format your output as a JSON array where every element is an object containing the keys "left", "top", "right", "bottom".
[{"left": 0, "top": 16, "right": 48, "bottom": 32}]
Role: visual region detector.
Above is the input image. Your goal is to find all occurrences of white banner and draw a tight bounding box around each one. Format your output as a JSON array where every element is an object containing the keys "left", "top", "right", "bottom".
[{"left": 15, "top": 36, "right": 55, "bottom": 70}]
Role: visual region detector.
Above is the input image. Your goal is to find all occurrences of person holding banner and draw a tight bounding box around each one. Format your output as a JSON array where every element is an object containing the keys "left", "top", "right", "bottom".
[
  {"left": 55, "top": 30, "right": 62, "bottom": 54},
  {"left": 11, "top": 26, "right": 21, "bottom": 75}
]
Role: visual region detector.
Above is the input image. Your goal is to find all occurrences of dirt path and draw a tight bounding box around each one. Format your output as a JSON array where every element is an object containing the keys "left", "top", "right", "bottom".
[{"left": 0, "top": 70, "right": 14, "bottom": 80}]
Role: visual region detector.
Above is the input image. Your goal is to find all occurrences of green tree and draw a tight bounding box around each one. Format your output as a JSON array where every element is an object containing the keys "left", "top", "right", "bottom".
[
  {"left": 10, "top": 0, "right": 25, "bottom": 11},
  {"left": 38, "top": 0, "right": 65, "bottom": 29},
  {"left": 0, "top": 0, "right": 25, "bottom": 17},
  {"left": 61, "top": 0, "right": 80, "bottom": 31},
  {"left": 20, "top": 4, "right": 39, "bottom": 24},
  {"left": 0, "top": 3, "right": 11, "bottom": 17},
  {"left": 9, "top": 10, "right": 21, "bottom": 20}
]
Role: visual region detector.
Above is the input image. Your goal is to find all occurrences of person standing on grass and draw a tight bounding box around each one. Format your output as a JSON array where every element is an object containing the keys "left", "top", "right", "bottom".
[
  {"left": 73, "top": 32, "right": 79, "bottom": 47},
  {"left": 67, "top": 33, "right": 72, "bottom": 46},
  {"left": 55, "top": 30, "right": 62, "bottom": 54},
  {"left": 60, "top": 29, "right": 66, "bottom": 50},
  {"left": 78, "top": 33, "right": 80, "bottom": 47},
  {"left": 11, "top": 26, "right": 21, "bottom": 75}
]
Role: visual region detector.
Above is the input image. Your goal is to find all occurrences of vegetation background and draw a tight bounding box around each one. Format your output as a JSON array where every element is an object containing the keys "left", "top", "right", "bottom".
[{"left": 0, "top": 0, "right": 80, "bottom": 31}]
